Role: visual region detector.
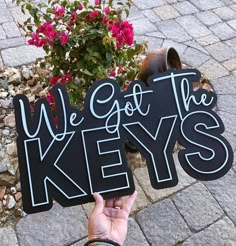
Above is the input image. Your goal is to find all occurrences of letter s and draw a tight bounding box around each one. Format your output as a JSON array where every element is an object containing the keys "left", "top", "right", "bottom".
[{"left": 178, "top": 111, "right": 233, "bottom": 180}]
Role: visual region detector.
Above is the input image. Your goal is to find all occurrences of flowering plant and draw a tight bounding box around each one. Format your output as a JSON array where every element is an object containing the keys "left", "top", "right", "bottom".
[{"left": 16, "top": 0, "right": 147, "bottom": 105}]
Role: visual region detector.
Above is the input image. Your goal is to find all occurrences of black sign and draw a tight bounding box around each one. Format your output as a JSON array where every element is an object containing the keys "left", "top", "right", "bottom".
[{"left": 14, "top": 69, "right": 233, "bottom": 214}]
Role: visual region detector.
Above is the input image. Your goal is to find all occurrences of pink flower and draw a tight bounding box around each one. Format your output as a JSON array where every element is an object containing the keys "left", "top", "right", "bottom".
[
  {"left": 60, "top": 32, "right": 69, "bottom": 45},
  {"left": 104, "top": 6, "right": 110, "bottom": 15},
  {"left": 38, "top": 22, "right": 58, "bottom": 42},
  {"left": 118, "top": 65, "right": 124, "bottom": 73},
  {"left": 46, "top": 89, "right": 55, "bottom": 103},
  {"left": 109, "top": 70, "right": 116, "bottom": 77},
  {"left": 102, "top": 16, "right": 109, "bottom": 24},
  {"left": 94, "top": 0, "right": 100, "bottom": 5},
  {"left": 109, "top": 20, "right": 134, "bottom": 49},
  {"left": 28, "top": 33, "right": 46, "bottom": 47},
  {"left": 89, "top": 10, "right": 99, "bottom": 20},
  {"left": 78, "top": 4, "right": 83, "bottom": 10},
  {"left": 71, "top": 12, "right": 78, "bottom": 21},
  {"left": 28, "top": 39, "right": 34, "bottom": 45},
  {"left": 53, "top": 6, "right": 65, "bottom": 20}
]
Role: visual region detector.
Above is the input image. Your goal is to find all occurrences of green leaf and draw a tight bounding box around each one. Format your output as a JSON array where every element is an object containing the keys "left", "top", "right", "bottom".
[
  {"left": 127, "top": 48, "right": 136, "bottom": 59},
  {"left": 117, "top": 2, "right": 124, "bottom": 6},
  {"left": 125, "top": 9, "right": 129, "bottom": 17},
  {"left": 46, "top": 8, "right": 54, "bottom": 14},
  {"left": 38, "top": 2, "right": 47, "bottom": 8},
  {"left": 52, "top": 66, "right": 60, "bottom": 76},
  {"left": 81, "top": 69, "right": 93, "bottom": 76},
  {"left": 127, "top": 70, "right": 136, "bottom": 80},
  {"left": 106, "top": 52, "right": 113, "bottom": 62},
  {"left": 70, "top": 49, "right": 80, "bottom": 58}
]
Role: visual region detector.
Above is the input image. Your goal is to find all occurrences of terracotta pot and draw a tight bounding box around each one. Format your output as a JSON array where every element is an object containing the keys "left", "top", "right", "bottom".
[{"left": 138, "top": 47, "right": 182, "bottom": 83}]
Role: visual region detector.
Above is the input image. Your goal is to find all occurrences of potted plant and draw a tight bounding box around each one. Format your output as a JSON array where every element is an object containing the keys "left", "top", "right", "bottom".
[{"left": 16, "top": 0, "right": 147, "bottom": 106}]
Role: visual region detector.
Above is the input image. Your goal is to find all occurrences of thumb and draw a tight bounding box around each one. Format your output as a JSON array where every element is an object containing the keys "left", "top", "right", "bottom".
[{"left": 92, "top": 193, "right": 104, "bottom": 214}]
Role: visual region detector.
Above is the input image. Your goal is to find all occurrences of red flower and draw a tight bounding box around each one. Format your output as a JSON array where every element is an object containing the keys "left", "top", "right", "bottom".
[
  {"left": 60, "top": 31, "right": 69, "bottom": 45},
  {"left": 49, "top": 73, "right": 72, "bottom": 85},
  {"left": 104, "top": 6, "right": 110, "bottom": 15},
  {"left": 78, "top": 4, "right": 83, "bottom": 10},
  {"left": 61, "top": 73, "right": 72, "bottom": 83},
  {"left": 89, "top": 10, "right": 99, "bottom": 20},
  {"left": 49, "top": 76, "right": 60, "bottom": 85}
]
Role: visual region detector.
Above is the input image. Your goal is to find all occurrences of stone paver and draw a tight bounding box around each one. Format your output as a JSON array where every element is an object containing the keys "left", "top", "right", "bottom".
[
  {"left": 225, "top": 37, "right": 236, "bottom": 52},
  {"left": 127, "top": 6, "right": 144, "bottom": 21},
  {"left": 184, "top": 40, "right": 209, "bottom": 54},
  {"left": 177, "top": 15, "right": 211, "bottom": 38},
  {"left": 124, "top": 218, "right": 149, "bottom": 246},
  {"left": 142, "top": 9, "right": 161, "bottom": 23},
  {"left": 2, "top": 0, "right": 236, "bottom": 244},
  {"left": 0, "top": 227, "right": 19, "bottom": 246},
  {"left": 173, "top": 183, "right": 224, "bottom": 231},
  {"left": 190, "top": 0, "right": 225, "bottom": 11},
  {"left": 146, "top": 31, "right": 165, "bottom": 39},
  {"left": 219, "top": 111, "right": 236, "bottom": 136},
  {"left": 228, "top": 19, "right": 236, "bottom": 30},
  {"left": 157, "top": 20, "right": 192, "bottom": 42},
  {"left": 212, "top": 75, "right": 236, "bottom": 94},
  {"left": 16, "top": 203, "right": 88, "bottom": 246},
  {"left": 204, "top": 170, "right": 236, "bottom": 224},
  {"left": 133, "top": 0, "right": 165, "bottom": 10},
  {"left": 0, "top": 37, "right": 25, "bottom": 50},
  {"left": 130, "top": 18, "right": 157, "bottom": 35},
  {"left": 173, "top": 1, "right": 199, "bottom": 15},
  {"left": 136, "top": 199, "right": 191, "bottom": 246},
  {"left": 0, "top": 25, "right": 6, "bottom": 40},
  {"left": 2, "top": 22, "right": 21, "bottom": 38},
  {"left": 1, "top": 45, "right": 45, "bottom": 67},
  {"left": 182, "top": 217, "right": 236, "bottom": 245},
  {"left": 182, "top": 47, "right": 210, "bottom": 67},
  {"left": 210, "top": 22, "right": 236, "bottom": 40},
  {"left": 198, "top": 59, "right": 229, "bottom": 79},
  {"left": 214, "top": 6, "right": 236, "bottom": 21},
  {"left": 217, "top": 95, "right": 236, "bottom": 117},
  {"left": 153, "top": 5, "right": 180, "bottom": 20},
  {"left": 196, "top": 11, "right": 222, "bottom": 26},
  {"left": 0, "top": 8, "right": 13, "bottom": 24},
  {"left": 205, "top": 42, "right": 236, "bottom": 62},
  {"left": 134, "top": 153, "right": 196, "bottom": 202},
  {"left": 222, "top": 130, "right": 236, "bottom": 152},
  {"left": 222, "top": 57, "right": 236, "bottom": 71}
]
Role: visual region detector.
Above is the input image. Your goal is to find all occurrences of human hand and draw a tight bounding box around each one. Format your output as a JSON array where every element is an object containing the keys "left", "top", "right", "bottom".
[{"left": 88, "top": 191, "right": 137, "bottom": 246}]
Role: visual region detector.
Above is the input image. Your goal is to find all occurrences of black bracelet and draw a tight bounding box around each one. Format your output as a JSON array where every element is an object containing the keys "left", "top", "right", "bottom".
[{"left": 84, "top": 238, "right": 121, "bottom": 246}]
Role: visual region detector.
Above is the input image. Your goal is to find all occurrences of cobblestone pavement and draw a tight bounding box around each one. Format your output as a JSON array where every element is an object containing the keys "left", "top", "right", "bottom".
[{"left": 1, "top": 0, "right": 236, "bottom": 245}]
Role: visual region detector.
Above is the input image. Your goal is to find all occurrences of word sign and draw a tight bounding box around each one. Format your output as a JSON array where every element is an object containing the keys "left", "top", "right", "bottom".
[{"left": 13, "top": 69, "right": 233, "bottom": 214}]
